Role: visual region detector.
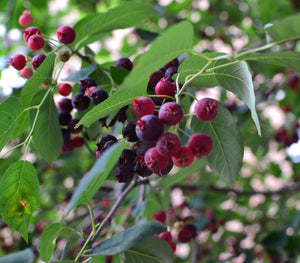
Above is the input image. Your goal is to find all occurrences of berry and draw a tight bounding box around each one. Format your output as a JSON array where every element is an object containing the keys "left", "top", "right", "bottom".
[
  {"left": 134, "top": 160, "right": 153, "bottom": 177},
  {"left": 71, "top": 93, "right": 90, "bottom": 111},
  {"left": 158, "top": 232, "right": 173, "bottom": 242},
  {"left": 169, "top": 242, "right": 176, "bottom": 253},
  {"left": 135, "top": 114, "right": 164, "bottom": 142},
  {"left": 163, "top": 58, "right": 179, "bottom": 70},
  {"left": 27, "top": 34, "right": 45, "bottom": 50},
  {"left": 9, "top": 54, "right": 26, "bottom": 70},
  {"left": 158, "top": 102, "right": 184, "bottom": 125},
  {"left": 58, "top": 83, "right": 72, "bottom": 96},
  {"left": 20, "top": 66, "right": 33, "bottom": 79},
  {"left": 116, "top": 149, "right": 136, "bottom": 172},
  {"left": 287, "top": 73, "right": 299, "bottom": 91},
  {"left": 144, "top": 147, "right": 170, "bottom": 173},
  {"left": 132, "top": 96, "right": 155, "bottom": 119},
  {"left": 115, "top": 57, "right": 133, "bottom": 71},
  {"left": 194, "top": 98, "right": 218, "bottom": 121},
  {"left": 58, "top": 98, "right": 73, "bottom": 112},
  {"left": 182, "top": 224, "right": 197, "bottom": 238},
  {"left": 148, "top": 68, "right": 165, "bottom": 88},
  {"left": 31, "top": 54, "right": 46, "bottom": 70},
  {"left": 61, "top": 140, "right": 75, "bottom": 153},
  {"left": 172, "top": 146, "right": 194, "bottom": 167},
  {"left": 156, "top": 133, "right": 181, "bottom": 158},
  {"left": 56, "top": 26, "right": 76, "bottom": 44},
  {"left": 152, "top": 210, "right": 167, "bottom": 224},
  {"left": 188, "top": 133, "right": 213, "bottom": 158},
  {"left": 79, "top": 77, "right": 97, "bottom": 93},
  {"left": 18, "top": 10, "right": 34, "bottom": 27},
  {"left": 177, "top": 228, "right": 193, "bottom": 243},
  {"left": 67, "top": 119, "right": 82, "bottom": 134},
  {"left": 164, "top": 65, "right": 178, "bottom": 80},
  {"left": 114, "top": 166, "right": 134, "bottom": 183},
  {"left": 70, "top": 136, "right": 84, "bottom": 148},
  {"left": 61, "top": 128, "right": 71, "bottom": 144},
  {"left": 159, "top": 159, "right": 173, "bottom": 176},
  {"left": 22, "top": 27, "right": 41, "bottom": 42},
  {"left": 58, "top": 50, "right": 71, "bottom": 62},
  {"left": 122, "top": 121, "right": 139, "bottom": 142},
  {"left": 96, "top": 135, "right": 118, "bottom": 152},
  {"left": 90, "top": 88, "right": 108, "bottom": 105},
  {"left": 58, "top": 110, "right": 72, "bottom": 126},
  {"left": 155, "top": 77, "right": 176, "bottom": 98}
]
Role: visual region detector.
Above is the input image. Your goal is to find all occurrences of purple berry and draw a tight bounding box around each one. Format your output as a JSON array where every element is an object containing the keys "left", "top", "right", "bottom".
[
  {"left": 58, "top": 98, "right": 73, "bottom": 112},
  {"left": 135, "top": 114, "right": 164, "bottom": 142},
  {"left": 122, "top": 121, "right": 139, "bottom": 142},
  {"left": 158, "top": 102, "right": 184, "bottom": 125},
  {"left": 71, "top": 93, "right": 90, "bottom": 111},
  {"left": 194, "top": 98, "right": 218, "bottom": 121},
  {"left": 58, "top": 110, "right": 72, "bottom": 125},
  {"left": 156, "top": 133, "right": 181, "bottom": 158},
  {"left": 31, "top": 54, "right": 46, "bottom": 70},
  {"left": 79, "top": 77, "right": 97, "bottom": 94},
  {"left": 90, "top": 88, "right": 108, "bottom": 105},
  {"left": 115, "top": 57, "right": 133, "bottom": 71}
]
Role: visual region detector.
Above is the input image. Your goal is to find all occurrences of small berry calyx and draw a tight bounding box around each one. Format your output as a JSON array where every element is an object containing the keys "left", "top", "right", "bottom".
[
  {"left": 188, "top": 133, "right": 213, "bottom": 158},
  {"left": 27, "top": 34, "right": 45, "bottom": 50},
  {"left": 58, "top": 83, "right": 72, "bottom": 96},
  {"left": 115, "top": 57, "right": 133, "bottom": 71},
  {"left": 18, "top": 10, "right": 34, "bottom": 27},
  {"left": 132, "top": 96, "right": 155, "bottom": 119},
  {"left": 194, "top": 97, "right": 218, "bottom": 121},
  {"left": 152, "top": 210, "right": 167, "bottom": 224},
  {"left": 9, "top": 54, "right": 26, "bottom": 70},
  {"left": 56, "top": 26, "right": 76, "bottom": 45},
  {"left": 31, "top": 54, "right": 46, "bottom": 70}
]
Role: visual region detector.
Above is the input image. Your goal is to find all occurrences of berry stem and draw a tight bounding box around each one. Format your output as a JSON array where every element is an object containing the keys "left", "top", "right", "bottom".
[{"left": 178, "top": 127, "right": 191, "bottom": 138}]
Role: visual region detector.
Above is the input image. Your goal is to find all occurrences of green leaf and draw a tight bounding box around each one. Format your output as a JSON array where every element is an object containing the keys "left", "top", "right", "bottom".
[
  {"left": 88, "top": 221, "right": 166, "bottom": 256},
  {"left": 0, "top": 161, "right": 40, "bottom": 242},
  {"left": 73, "top": 2, "right": 158, "bottom": 49},
  {"left": 110, "top": 66, "right": 130, "bottom": 85},
  {"left": 135, "top": 28, "right": 159, "bottom": 43},
  {"left": 191, "top": 102, "right": 244, "bottom": 183},
  {"left": 240, "top": 52, "right": 300, "bottom": 74},
  {"left": 264, "top": 14, "right": 300, "bottom": 42},
  {"left": 0, "top": 97, "right": 23, "bottom": 151},
  {"left": 85, "top": 121, "right": 101, "bottom": 140},
  {"left": 21, "top": 52, "right": 56, "bottom": 107},
  {"left": 78, "top": 20, "right": 194, "bottom": 127},
  {"left": 66, "top": 141, "right": 125, "bottom": 214},
  {"left": 40, "top": 222, "right": 66, "bottom": 262},
  {"left": 0, "top": 248, "right": 34, "bottom": 263},
  {"left": 62, "top": 64, "right": 97, "bottom": 83},
  {"left": 30, "top": 90, "right": 63, "bottom": 163},
  {"left": 214, "top": 61, "right": 261, "bottom": 135},
  {"left": 262, "top": 230, "right": 288, "bottom": 252},
  {"left": 157, "top": 159, "right": 204, "bottom": 189},
  {"left": 122, "top": 237, "right": 174, "bottom": 263}
]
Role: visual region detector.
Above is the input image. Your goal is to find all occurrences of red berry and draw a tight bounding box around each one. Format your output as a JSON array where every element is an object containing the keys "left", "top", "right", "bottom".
[
  {"left": 158, "top": 231, "right": 173, "bottom": 242},
  {"left": 132, "top": 96, "right": 155, "bottom": 119},
  {"left": 188, "top": 133, "right": 213, "bottom": 158},
  {"left": 18, "top": 10, "right": 34, "bottom": 27},
  {"left": 169, "top": 241, "right": 176, "bottom": 253},
  {"left": 194, "top": 98, "right": 218, "bottom": 121},
  {"left": 9, "top": 54, "right": 26, "bottom": 70},
  {"left": 56, "top": 26, "right": 76, "bottom": 44},
  {"left": 22, "top": 26, "right": 41, "bottom": 42},
  {"left": 20, "top": 66, "right": 33, "bottom": 79},
  {"left": 156, "top": 133, "right": 181, "bottom": 158},
  {"left": 27, "top": 34, "right": 45, "bottom": 50},
  {"left": 172, "top": 146, "right": 194, "bottom": 167},
  {"left": 58, "top": 83, "right": 72, "bottom": 96},
  {"left": 144, "top": 147, "right": 170, "bottom": 173},
  {"left": 182, "top": 224, "right": 197, "bottom": 238},
  {"left": 71, "top": 136, "right": 84, "bottom": 148},
  {"left": 287, "top": 74, "right": 299, "bottom": 91},
  {"left": 152, "top": 210, "right": 167, "bottom": 224},
  {"left": 155, "top": 77, "right": 176, "bottom": 98},
  {"left": 177, "top": 228, "right": 193, "bottom": 243},
  {"left": 158, "top": 102, "right": 184, "bottom": 125}
]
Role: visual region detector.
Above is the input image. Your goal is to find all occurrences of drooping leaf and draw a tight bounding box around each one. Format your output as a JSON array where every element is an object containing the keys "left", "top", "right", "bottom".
[
  {"left": 0, "top": 248, "right": 34, "bottom": 263},
  {"left": 0, "top": 161, "right": 40, "bottom": 242},
  {"left": 214, "top": 60, "right": 261, "bottom": 135},
  {"left": 264, "top": 14, "right": 300, "bottom": 43},
  {"left": 40, "top": 222, "right": 66, "bottom": 262},
  {"left": 30, "top": 90, "right": 63, "bottom": 163},
  {"left": 191, "top": 102, "right": 244, "bottom": 183},
  {"left": 87, "top": 221, "right": 166, "bottom": 256},
  {"left": 73, "top": 2, "right": 158, "bottom": 49},
  {"left": 135, "top": 28, "right": 159, "bottom": 43},
  {"left": 0, "top": 97, "right": 23, "bottom": 151},
  {"left": 122, "top": 237, "right": 174, "bottom": 263},
  {"left": 66, "top": 141, "right": 125, "bottom": 214},
  {"left": 21, "top": 52, "right": 56, "bottom": 107},
  {"left": 62, "top": 64, "right": 97, "bottom": 83},
  {"left": 78, "top": 20, "right": 194, "bottom": 127},
  {"left": 110, "top": 66, "right": 130, "bottom": 85}
]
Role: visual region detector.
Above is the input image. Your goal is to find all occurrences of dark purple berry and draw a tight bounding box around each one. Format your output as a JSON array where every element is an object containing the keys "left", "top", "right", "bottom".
[
  {"left": 67, "top": 119, "right": 82, "bottom": 134},
  {"left": 115, "top": 57, "right": 133, "bottom": 71},
  {"left": 135, "top": 114, "right": 164, "bottom": 142},
  {"left": 158, "top": 158, "right": 173, "bottom": 176},
  {"left": 71, "top": 93, "right": 90, "bottom": 111},
  {"left": 164, "top": 66, "right": 178, "bottom": 80},
  {"left": 116, "top": 149, "right": 136, "bottom": 172},
  {"left": 79, "top": 77, "right": 97, "bottom": 94},
  {"left": 158, "top": 102, "right": 184, "bottom": 125},
  {"left": 134, "top": 160, "right": 153, "bottom": 177},
  {"left": 122, "top": 121, "right": 139, "bottom": 142},
  {"left": 114, "top": 166, "right": 134, "bottom": 183},
  {"left": 61, "top": 128, "right": 70, "bottom": 144},
  {"left": 31, "top": 54, "right": 46, "bottom": 70},
  {"left": 163, "top": 58, "right": 179, "bottom": 70},
  {"left": 58, "top": 98, "right": 73, "bottom": 112},
  {"left": 194, "top": 98, "right": 218, "bottom": 121},
  {"left": 58, "top": 110, "right": 72, "bottom": 125},
  {"left": 90, "top": 88, "right": 108, "bottom": 105},
  {"left": 156, "top": 133, "right": 181, "bottom": 158},
  {"left": 148, "top": 68, "right": 165, "bottom": 88},
  {"left": 96, "top": 135, "right": 118, "bottom": 152},
  {"left": 188, "top": 133, "right": 213, "bottom": 158},
  {"left": 178, "top": 228, "right": 193, "bottom": 243}
]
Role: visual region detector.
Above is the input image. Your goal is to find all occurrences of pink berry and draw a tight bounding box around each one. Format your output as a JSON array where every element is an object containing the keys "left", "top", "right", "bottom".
[
  {"left": 194, "top": 98, "right": 218, "bottom": 121},
  {"left": 155, "top": 77, "right": 176, "bottom": 98},
  {"left": 152, "top": 210, "right": 167, "bottom": 224},
  {"left": 56, "top": 26, "right": 76, "bottom": 44},
  {"left": 18, "top": 10, "right": 34, "bottom": 27},
  {"left": 188, "top": 133, "right": 213, "bottom": 158},
  {"left": 132, "top": 96, "right": 155, "bottom": 119},
  {"left": 172, "top": 146, "right": 194, "bottom": 167},
  {"left": 156, "top": 133, "right": 181, "bottom": 158},
  {"left": 144, "top": 147, "right": 170, "bottom": 173},
  {"left": 58, "top": 83, "right": 72, "bottom": 96},
  {"left": 20, "top": 66, "right": 33, "bottom": 79},
  {"left": 9, "top": 54, "right": 26, "bottom": 70},
  {"left": 22, "top": 27, "right": 41, "bottom": 42},
  {"left": 158, "top": 102, "right": 184, "bottom": 125},
  {"left": 27, "top": 34, "right": 45, "bottom": 50}
]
